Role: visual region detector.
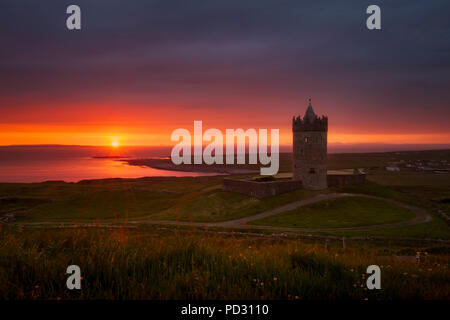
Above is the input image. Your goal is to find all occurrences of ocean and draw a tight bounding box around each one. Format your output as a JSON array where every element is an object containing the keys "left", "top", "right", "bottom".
[
  {"left": 0, "top": 145, "right": 213, "bottom": 183},
  {"left": 1, "top": 144, "right": 448, "bottom": 183}
]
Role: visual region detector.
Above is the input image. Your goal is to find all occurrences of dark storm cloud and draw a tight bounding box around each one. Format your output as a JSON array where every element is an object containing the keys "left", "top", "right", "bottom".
[{"left": 0, "top": 0, "right": 449, "bottom": 126}]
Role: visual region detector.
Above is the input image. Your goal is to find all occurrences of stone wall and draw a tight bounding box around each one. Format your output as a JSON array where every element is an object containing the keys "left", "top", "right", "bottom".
[
  {"left": 222, "top": 178, "right": 303, "bottom": 199},
  {"left": 222, "top": 173, "right": 366, "bottom": 198}
]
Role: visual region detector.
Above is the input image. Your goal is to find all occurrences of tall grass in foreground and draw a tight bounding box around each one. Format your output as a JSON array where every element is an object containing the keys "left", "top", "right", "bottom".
[{"left": 0, "top": 225, "right": 448, "bottom": 300}]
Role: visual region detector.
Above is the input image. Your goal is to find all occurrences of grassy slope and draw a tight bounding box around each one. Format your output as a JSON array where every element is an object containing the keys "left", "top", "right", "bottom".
[
  {"left": 149, "top": 189, "right": 318, "bottom": 222},
  {"left": 317, "top": 171, "right": 450, "bottom": 239},
  {"left": 250, "top": 197, "right": 416, "bottom": 228},
  {"left": 0, "top": 226, "right": 448, "bottom": 300},
  {"left": 0, "top": 178, "right": 319, "bottom": 223},
  {"left": 315, "top": 220, "right": 450, "bottom": 239},
  {"left": 0, "top": 177, "right": 223, "bottom": 222},
  {"left": 260, "top": 153, "right": 450, "bottom": 239},
  {"left": 0, "top": 150, "right": 448, "bottom": 239}
]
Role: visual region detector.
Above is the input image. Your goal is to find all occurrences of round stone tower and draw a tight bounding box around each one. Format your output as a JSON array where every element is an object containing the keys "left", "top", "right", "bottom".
[{"left": 292, "top": 99, "right": 328, "bottom": 190}]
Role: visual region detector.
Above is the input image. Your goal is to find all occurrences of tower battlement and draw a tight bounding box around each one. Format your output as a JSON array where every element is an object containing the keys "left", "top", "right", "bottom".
[{"left": 292, "top": 115, "right": 328, "bottom": 132}]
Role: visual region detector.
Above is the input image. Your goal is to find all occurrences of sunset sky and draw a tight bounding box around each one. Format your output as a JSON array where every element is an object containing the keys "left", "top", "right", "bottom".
[{"left": 1, "top": 0, "right": 449, "bottom": 148}]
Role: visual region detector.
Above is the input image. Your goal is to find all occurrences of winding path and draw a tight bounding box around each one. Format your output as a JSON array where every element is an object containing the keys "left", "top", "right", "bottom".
[{"left": 13, "top": 193, "right": 433, "bottom": 233}]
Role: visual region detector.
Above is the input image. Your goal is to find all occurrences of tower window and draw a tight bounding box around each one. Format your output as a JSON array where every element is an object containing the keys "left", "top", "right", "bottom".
[{"left": 309, "top": 168, "right": 316, "bottom": 174}]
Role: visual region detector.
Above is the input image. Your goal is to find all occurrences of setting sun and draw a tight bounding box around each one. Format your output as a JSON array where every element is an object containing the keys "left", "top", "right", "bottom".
[{"left": 111, "top": 141, "right": 119, "bottom": 148}]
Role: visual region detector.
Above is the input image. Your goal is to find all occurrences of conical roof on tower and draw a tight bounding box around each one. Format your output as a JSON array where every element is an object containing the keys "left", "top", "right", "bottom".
[{"left": 304, "top": 99, "right": 316, "bottom": 123}]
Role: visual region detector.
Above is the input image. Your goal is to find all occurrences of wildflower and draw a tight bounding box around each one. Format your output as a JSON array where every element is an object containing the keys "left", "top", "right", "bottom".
[
  {"left": 295, "top": 296, "right": 300, "bottom": 300},
  {"left": 364, "top": 298, "right": 368, "bottom": 301},
  {"left": 273, "top": 277, "right": 278, "bottom": 281}
]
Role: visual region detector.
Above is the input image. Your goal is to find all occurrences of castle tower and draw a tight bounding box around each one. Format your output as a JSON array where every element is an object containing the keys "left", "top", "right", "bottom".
[{"left": 292, "top": 99, "right": 328, "bottom": 190}]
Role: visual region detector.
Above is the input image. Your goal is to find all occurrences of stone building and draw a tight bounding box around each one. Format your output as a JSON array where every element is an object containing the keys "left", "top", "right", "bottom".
[
  {"left": 292, "top": 99, "right": 328, "bottom": 190},
  {"left": 222, "top": 99, "right": 365, "bottom": 198}
]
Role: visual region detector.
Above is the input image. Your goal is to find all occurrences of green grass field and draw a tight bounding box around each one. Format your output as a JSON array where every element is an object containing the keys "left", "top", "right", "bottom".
[
  {"left": 0, "top": 178, "right": 318, "bottom": 223},
  {"left": 317, "top": 219, "right": 450, "bottom": 239},
  {"left": 0, "top": 150, "right": 449, "bottom": 240},
  {"left": 0, "top": 150, "right": 449, "bottom": 300},
  {"left": 149, "top": 189, "right": 318, "bottom": 222},
  {"left": 250, "top": 197, "right": 416, "bottom": 228},
  {"left": 0, "top": 226, "right": 448, "bottom": 300},
  {"left": 2, "top": 177, "right": 447, "bottom": 239}
]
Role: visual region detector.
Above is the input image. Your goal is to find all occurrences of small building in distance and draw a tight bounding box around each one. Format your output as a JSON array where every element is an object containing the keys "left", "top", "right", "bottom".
[
  {"left": 222, "top": 100, "right": 366, "bottom": 198},
  {"left": 385, "top": 166, "right": 400, "bottom": 172}
]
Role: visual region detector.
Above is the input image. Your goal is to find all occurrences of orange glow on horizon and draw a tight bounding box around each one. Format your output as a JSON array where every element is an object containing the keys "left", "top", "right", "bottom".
[
  {"left": 1, "top": 95, "right": 449, "bottom": 150},
  {"left": 0, "top": 123, "right": 449, "bottom": 147}
]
